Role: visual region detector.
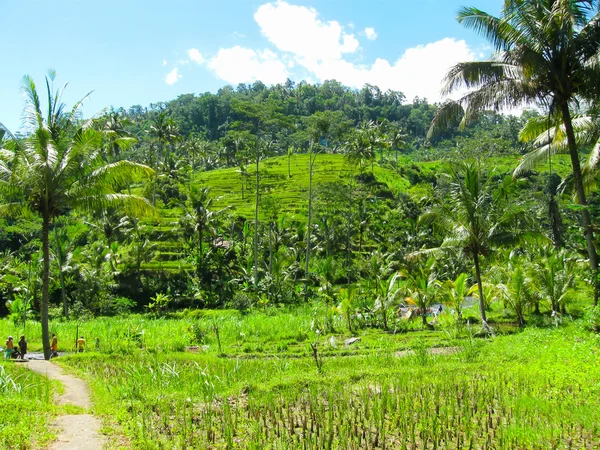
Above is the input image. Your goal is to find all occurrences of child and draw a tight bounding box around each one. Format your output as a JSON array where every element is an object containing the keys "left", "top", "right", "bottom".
[
  {"left": 18, "top": 335, "right": 27, "bottom": 360},
  {"left": 4, "top": 336, "right": 13, "bottom": 359}
]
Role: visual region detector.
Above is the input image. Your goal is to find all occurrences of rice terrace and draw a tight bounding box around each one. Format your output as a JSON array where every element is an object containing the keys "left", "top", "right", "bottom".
[{"left": 1, "top": 0, "right": 600, "bottom": 448}]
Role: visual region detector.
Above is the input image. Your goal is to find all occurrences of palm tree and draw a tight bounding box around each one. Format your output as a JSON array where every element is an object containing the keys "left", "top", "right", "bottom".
[
  {"left": 100, "top": 108, "right": 136, "bottom": 161},
  {"left": 400, "top": 259, "right": 440, "bottom": 327},
  {"left": 386, "top": 127, "right": 406, "bottom": 168},
  {"left": 536, "top": 246, "right": 576, "bottom": 313},
  {"left": 430, "top": 0, "right": 600, "bottom": 304},
  {"left": 441, "top": 272, "right": 474, "bottom": 321},
  {"left": 148, "top": 112, "right": 178, "bottom": 205},
  {"left": 411, "top": 162, "right": 527, "bottom": 326},
  {"left": 0, "top": 71, "right": 154, "bottom": 359},
  {"left": 497, "top": 256, "right": 534, "bottom": 327},
  {"left": 374, "top": 272, "right": 402, "bottom": 330},
  {"left": 181, "top": 186, "right": 229, "bottom": 258}
]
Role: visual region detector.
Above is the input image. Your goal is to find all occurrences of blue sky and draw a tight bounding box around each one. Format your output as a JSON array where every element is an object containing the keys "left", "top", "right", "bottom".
[{"left": 1, "top": 0, "right": 501, "bottom": 132}]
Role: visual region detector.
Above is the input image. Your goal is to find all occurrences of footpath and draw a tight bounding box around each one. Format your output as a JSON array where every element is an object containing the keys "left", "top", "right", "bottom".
[{"left": 27, "top": 360, "right": 106, "bottom": 450}]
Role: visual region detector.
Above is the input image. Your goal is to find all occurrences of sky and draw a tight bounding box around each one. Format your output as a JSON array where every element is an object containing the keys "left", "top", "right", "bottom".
[{"left": 0, "top": 0, "right": 502, "bottom": 133}]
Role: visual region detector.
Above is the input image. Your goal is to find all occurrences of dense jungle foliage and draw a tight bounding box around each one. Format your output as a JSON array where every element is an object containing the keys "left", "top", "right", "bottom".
[{"left": 0, "top": 76, "right": 595, "bottom": 326}]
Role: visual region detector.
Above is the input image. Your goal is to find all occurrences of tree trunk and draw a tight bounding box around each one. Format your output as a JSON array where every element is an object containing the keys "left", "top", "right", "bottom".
[
  {"left": 473, "top": 251, "right": 487, "bottom": 324},
  {"left": 198, "top": 223, "right": 204, "bottom": 257},
  {"left": 561, "top": 103, "right": 599, "bottom": 306},
  {"left": 153, "top": 141, "right": 162, "bottom": 206},
  {"left": 422, "top": 310, "right": 427, "bottom": 326},
  {"left": 305, "top": 151, "right": 314, "bottom": 277},
  {"left": 41, "top": 214, "right": 51, "bottom": 361},
  {"left": 253, "top": 147, "right": 260, "bottom": 286},
  {"left": 548, "top": 194, "right": 565, "bottom": 249},
  {"left": 54, "top": 228, "right": 69, "bottom": 317}
]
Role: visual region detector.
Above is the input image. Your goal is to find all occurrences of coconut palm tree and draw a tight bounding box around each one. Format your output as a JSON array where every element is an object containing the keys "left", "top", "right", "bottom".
[
  {"left": 148, "top": 112, "right": 178, "bottom": 205},
  {"left": 400, "top": 259, "right": 440, "bottom": 327},
  {"left": 0, "top": 71, "right": 154, "bottom": 359},
  {"left": 100, "top": 108, "right": 136, "bottom": 162},
  {"left": 497, "top": 256, "right": 534, "bottom": 327},
  {"left": 441, "top": 272, "right": 475, "bottom": 321},
  {"left": 410, "top": 162, "right": 528, "bottom": 326},
  {"left": 429, "top": 0, "right": 600, "bottom": 304}
]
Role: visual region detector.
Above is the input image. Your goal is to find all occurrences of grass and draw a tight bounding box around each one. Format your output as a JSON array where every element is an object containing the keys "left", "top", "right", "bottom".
[
  {"left": 1, "top": 303, "right": 599, "bottom": 448},
  {"left": 51, "top": 320, "right": 600, "bottom": 449},
  {"left": 0, "top": 363, "right": 55, "bottom": 449}
]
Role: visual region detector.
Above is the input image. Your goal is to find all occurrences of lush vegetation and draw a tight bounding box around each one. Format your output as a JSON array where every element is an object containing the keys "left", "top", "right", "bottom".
[
  {"left": 1, "top": 0, "right": 600, "bottom": 448},
  {"left": 2, "top": 307, "right": 598, "bottom": 449},
  {"left": 0, "top": 362, "right": 54, "bottom": 449}
]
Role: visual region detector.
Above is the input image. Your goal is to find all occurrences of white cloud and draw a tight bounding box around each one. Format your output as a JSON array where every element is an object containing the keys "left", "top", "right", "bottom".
[
  {"left": 162, "top": 59, "right": 167, "bottom": 66},
  {"left": 249, "top": 2, "right": 474, "bottom": 101},
  {"left": 208, "top": 46, "right": 289, "bottom": 85},
  {"left": 364, "top": 27, "right": 377, "bottom": 41},
  {"left": 188, "top": 48, "right": 205, "bottom": 64},
  {"left": 165, "top": 67, "right": 182, "bottom": 85},
  {"left": 192, "top": 2, "right": 479, "bottom": 104},
  {"left": 346, "top": 38, "right": 476, "bottom": 102},
  {"left": 254, "top": 1, "right": 359, "bottom": 70}
]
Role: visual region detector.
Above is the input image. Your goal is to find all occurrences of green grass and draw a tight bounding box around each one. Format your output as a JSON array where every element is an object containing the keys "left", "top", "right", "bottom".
[
  {"left": 52, "top": 320, "right": 600, "bottom": 449},
  {"left": 192, "top": 154, "right": 409, "bottom": 221},
  {"left": 0, "top": 363, "right": 55, "bottom": 449},
  {"left": 3, "top": 303, "right": 599, "bottom": 448}
]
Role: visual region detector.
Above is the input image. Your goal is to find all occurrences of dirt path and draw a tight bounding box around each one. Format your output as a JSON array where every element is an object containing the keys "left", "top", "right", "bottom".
[{"left": 27, "top": 360, "right": 106, "bottom": 450}]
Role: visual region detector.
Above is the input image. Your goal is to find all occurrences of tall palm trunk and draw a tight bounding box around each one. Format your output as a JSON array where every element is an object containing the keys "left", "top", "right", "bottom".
[
  {"left": 152, "top": 141, "right": 162, "bottom": 206},
  {"left": 198, "top": 223, "right": 204, "bottom": 257},
  {"left": 54, "top": 228, "right": 69, "bottom": 317},
  {"left": 253, "top": 147, "right": 260, "bottom": 286},
  {"left": 41, "top": 214, "right": 51, "bottom": 360},
  {"left": 561, "top": 103, "right": 599, "bottom": 306},
  {"left": 305, "top": 151, "right": 315, "bottom": 277},
  {"left": 473, "top": 251, "right": 487, "bottom": 324}
]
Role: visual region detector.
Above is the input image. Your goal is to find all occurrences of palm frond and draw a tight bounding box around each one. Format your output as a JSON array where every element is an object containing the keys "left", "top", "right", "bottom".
[
  {"left": 427, "top": 100, "right": 464, "bottom": 139},
  {"left": 84, "top": 161, "right": 154, "bottom": 188},
  {"left": 72, "top": 193, "right": 157, "bottom": 218}
]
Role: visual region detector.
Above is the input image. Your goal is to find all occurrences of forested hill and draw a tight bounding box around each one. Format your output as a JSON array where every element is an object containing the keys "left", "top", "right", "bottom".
[
  {"left": 1, "top": 77, "right": 562, "bottom": 316},
  {"left": 116, "top": 79, "right": 531, "bottom": 166}
]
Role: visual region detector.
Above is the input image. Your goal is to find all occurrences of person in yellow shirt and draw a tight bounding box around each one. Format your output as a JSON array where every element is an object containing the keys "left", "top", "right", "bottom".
[
  {"left": 77, "top": 336, "right": 86, "bottom": 352},
  {"left": 51, "top": 333, "right": 58, "bottom": 357}
]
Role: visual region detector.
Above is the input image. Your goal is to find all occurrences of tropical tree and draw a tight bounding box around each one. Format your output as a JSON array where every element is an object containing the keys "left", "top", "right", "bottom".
[
  {"left": 536, "top": 246, "right": 576, "bottom": 313},
  {"left": 441, "top": 272, "right": 474, "bottom": 321},
  {"left": 0, "top": 71, "right": 154, "bottom": 359},
  {"left": 305, "top": 142, "right": 320, "bottom": 281},
  {"left": 99, "top": 108, "right": 136, "bottom": 162},
  {"left": 53, "top": 226, "right": 74, "bottom": 317},
  {"left": 400, "top": 259, "right": 440, "bottom": 326},
  {"left": 385, "top": 126, "right": 407, "bottom": 168},
  {"left": 148, "top": 112, "right": 178, "bottom": 205},
  {"left": 180, "top": 186, "right": 229, "bottom": 258},
  {"left": 429, "top": 0, "right": 600, "bottom": 304},
  {"left": 411, "top": 162, "right": 527, "bottom": 327},
  {"left": 497, "top": 257, "right": 534, "bottom": 327},
  {"left": 374, "top": 271, "right": 402, "bottom": 330}
]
